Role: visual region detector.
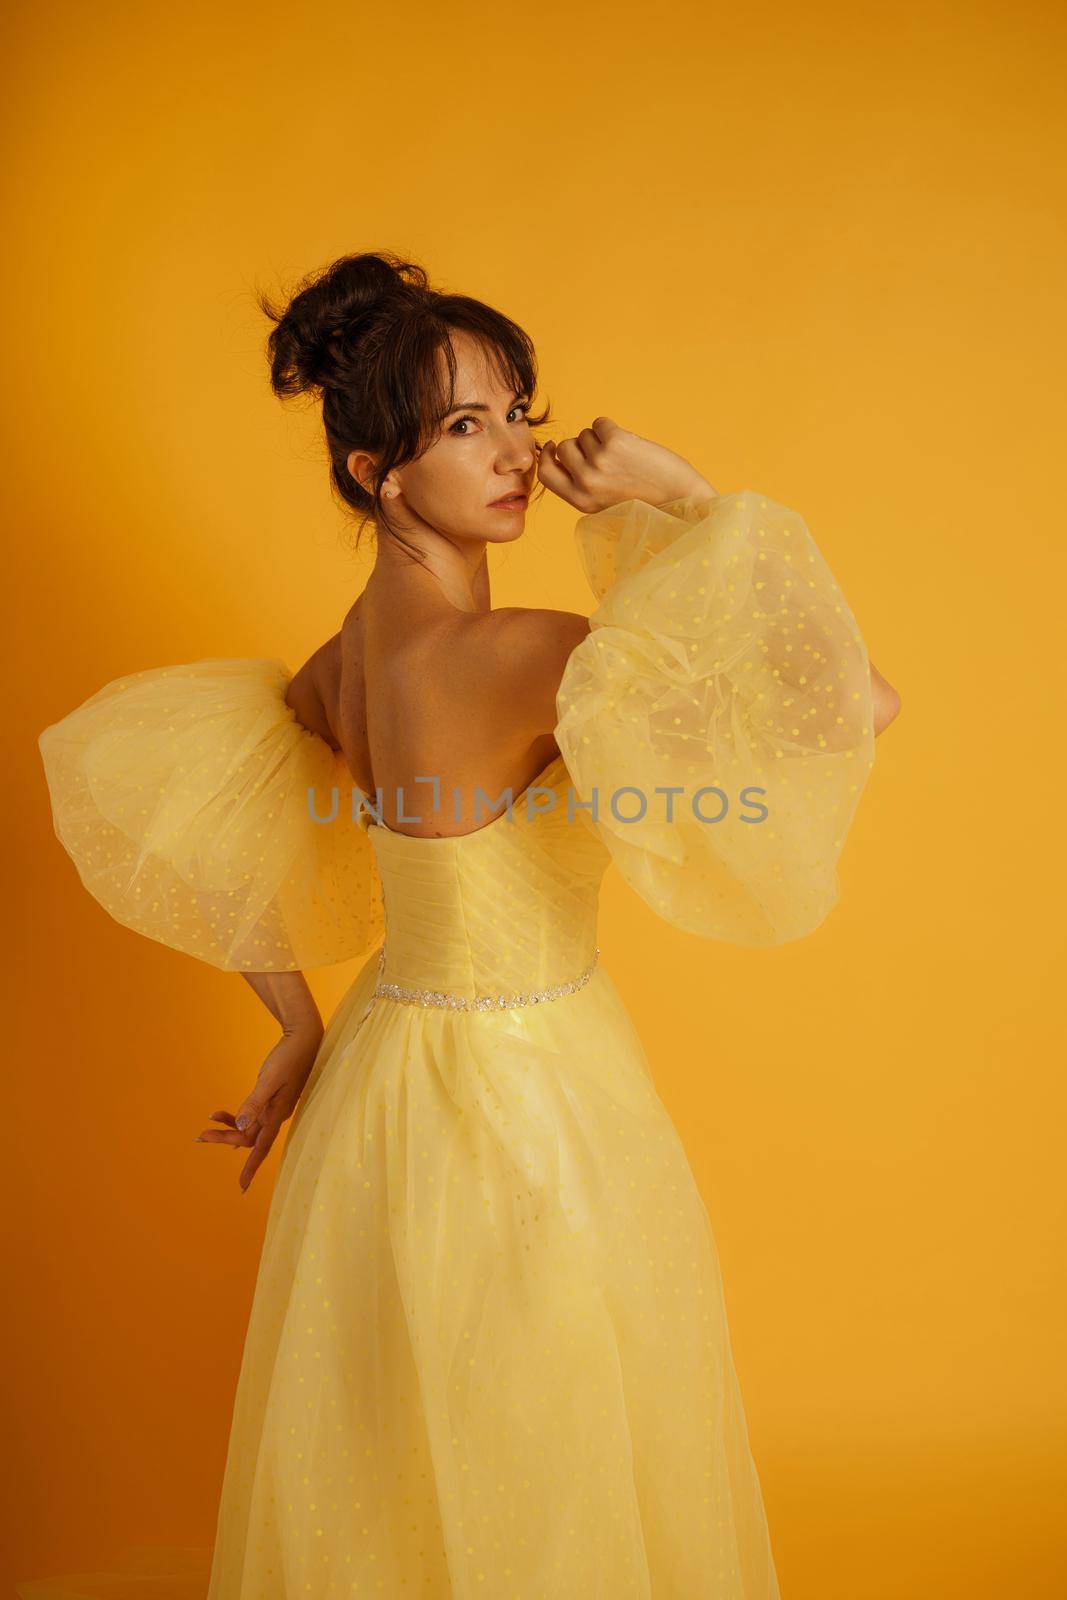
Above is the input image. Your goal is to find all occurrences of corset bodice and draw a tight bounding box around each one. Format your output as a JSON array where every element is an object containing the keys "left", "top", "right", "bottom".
[{"left": 357, "top": 756, "right": 611, "bottom": 999}]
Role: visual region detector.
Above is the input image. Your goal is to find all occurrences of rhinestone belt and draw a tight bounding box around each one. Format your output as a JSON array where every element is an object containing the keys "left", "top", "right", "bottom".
[{"left": 357, "top": 942, "right": 601, "bottom": 1023}]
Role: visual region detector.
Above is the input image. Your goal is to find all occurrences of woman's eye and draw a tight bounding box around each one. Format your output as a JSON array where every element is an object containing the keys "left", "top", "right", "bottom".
[{"left": 450, "top": 402, "right": 530, "bottom": 436}]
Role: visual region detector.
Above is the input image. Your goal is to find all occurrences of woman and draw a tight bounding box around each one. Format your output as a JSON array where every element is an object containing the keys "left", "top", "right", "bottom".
[{"left": 35, "top": 250, "right": 900, "bottom": 1598}]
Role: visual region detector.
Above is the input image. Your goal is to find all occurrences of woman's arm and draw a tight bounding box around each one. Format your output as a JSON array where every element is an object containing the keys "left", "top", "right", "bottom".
[
  {"left": 870, "top": 661, "right": 902, "bottom": 736},
  {"left": 542, "top": 423, "right": 908, "bottom": 748},
  {"left": 241, "top": 969, "right": 323, "bottom": 1039},
  {"left": 285, "top": 643, "right": 341, "bottom": 748},
  {"left": 677, "top": 473, "right": 902, "bottom": 738},
  {"left": 196, "top": 971, "right": 325, "bottom": 1193}
]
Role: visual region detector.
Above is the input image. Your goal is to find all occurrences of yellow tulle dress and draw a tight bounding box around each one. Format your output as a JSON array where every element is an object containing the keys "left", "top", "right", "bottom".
[{"left": 26, "top": 490, "right": 876, "bottom": 1600}]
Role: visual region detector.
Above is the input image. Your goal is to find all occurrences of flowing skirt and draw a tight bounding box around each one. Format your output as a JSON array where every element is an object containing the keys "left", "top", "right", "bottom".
[{"left": 17, "top": 948, "right": 780, "bottom": 1600}]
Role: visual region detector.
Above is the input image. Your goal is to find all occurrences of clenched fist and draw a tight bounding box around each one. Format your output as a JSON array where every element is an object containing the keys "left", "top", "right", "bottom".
[{"left": 535, "top": 416, "right": 715, "bottom": 514}]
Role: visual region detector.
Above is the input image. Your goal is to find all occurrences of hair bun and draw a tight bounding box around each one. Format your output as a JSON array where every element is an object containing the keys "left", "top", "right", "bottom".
[
  {"left": 259, "top": 250, "right": 429, "bottom": 398},
  {"left": 255, "top": 247, "right": 550, "bottom": 549}
]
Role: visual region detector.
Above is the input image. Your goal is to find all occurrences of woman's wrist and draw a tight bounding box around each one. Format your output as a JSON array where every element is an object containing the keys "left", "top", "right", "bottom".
[
  {"left": 652, "top": 464, "right": 716, "bottom": 505},
  {"left": 675, "top": 468, "right": 719, "bottom": 501},
  {"left": 242, "top": 970, "right": 323, "bottom": 1038},
  {"left": 282, "top": 1009, "right": 325, "bottom": 1042},
  {"left": 654, "top": 469, "right": 719, "bottom": 510}
]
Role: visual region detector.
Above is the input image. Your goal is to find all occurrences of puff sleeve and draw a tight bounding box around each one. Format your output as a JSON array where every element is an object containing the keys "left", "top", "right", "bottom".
[
  {"left": 37, "top": 657, "right": 383, "bottom": 971},
  {"left": 553, "top": 489, "right": 876, "bottom": 946}
]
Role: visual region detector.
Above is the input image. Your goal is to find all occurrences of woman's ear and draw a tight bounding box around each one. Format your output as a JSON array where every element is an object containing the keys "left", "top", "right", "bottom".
[{"left": 347, "top": 447, "right": 377, "bottom": 494}]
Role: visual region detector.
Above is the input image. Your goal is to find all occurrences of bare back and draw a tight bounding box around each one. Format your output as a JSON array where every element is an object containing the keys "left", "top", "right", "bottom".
[{"left": 285, "top": 589, "right": 590, "bottom": 839}]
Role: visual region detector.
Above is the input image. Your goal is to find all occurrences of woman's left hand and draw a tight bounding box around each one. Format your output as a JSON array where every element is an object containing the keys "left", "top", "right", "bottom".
[
  {"left": 535, "top": 416, "right": 715, "bottom": 513},
  {"left": 195, "top": 1022, "right": 324, "bottom": 1193}
]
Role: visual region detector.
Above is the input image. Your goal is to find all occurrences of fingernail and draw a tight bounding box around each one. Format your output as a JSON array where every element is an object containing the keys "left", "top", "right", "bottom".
[{"left": 236, "top": 1115, "right": 248, "bottom": 1131}]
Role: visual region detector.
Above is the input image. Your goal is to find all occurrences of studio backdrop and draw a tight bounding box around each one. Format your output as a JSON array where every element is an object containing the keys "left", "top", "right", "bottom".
[{"left": 5, "top": 3, "right": 1065, "bottom": 1598}]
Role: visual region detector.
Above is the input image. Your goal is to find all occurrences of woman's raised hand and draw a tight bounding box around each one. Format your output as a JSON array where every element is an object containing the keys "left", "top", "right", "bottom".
[{"left": 535, "top": 417, "right": 715, "bottom": 514}]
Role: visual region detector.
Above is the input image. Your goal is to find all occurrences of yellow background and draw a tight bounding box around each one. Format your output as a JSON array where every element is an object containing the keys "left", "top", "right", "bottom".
[{"left": 6, "top": 1, "right": 1066, "bottom": 1595}]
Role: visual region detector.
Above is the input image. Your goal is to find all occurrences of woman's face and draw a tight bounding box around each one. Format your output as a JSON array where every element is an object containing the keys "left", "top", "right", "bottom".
[{"left": 357, "top": 330, "right": 538, "bottom": 547}]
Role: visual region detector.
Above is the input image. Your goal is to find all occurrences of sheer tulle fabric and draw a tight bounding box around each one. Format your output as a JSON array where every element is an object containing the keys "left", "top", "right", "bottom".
[
  {"left": 556, "top": 490, "right": 876, "bottom": 944},
  {"left": 24, "top": 491, "right": 876, "bottom": 1597},
  {"left": 199, "top": 945, "right": 779, "bottom": 1596},
  {"left": 16, "top": 941, "right": 779, "bottom": 1599},
  {"left": 37, "top": 658, "right": 383, "bottom": 972}
]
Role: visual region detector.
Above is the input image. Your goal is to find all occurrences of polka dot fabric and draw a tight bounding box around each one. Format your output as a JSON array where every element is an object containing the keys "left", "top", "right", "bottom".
[
  {"left": 26, "top": 493, "right": 876, "bottom": 1597},
  {"left": 202, "top": 938, "right": 782, "bottom": 1598},
  {"left": 37, "top": 657, "right": 384, "bottom": 972},
  {"left": 556, "top": 489, "right": 877, "bottom": 945}
]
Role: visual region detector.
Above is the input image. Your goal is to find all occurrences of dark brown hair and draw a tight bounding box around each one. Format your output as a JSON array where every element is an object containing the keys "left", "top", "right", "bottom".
[{"left": 257, "top": 250, "right": 553, "bottom": 560}]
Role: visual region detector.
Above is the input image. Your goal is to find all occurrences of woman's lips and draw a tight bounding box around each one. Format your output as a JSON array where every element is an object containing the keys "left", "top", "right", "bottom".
[{"left": 489, "top": 494, "right": 528, "bottom": 509}]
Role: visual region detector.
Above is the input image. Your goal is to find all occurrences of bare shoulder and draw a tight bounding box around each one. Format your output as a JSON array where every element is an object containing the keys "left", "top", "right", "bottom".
[
  {"left": 476, "top": 605, "right": 592, "bottom": 734},
  {"left": 284, "top": 632, "right": 341, "bottom": 746},
  {"left": 284, "top": 596, "right": 366, "bottom": 745},
  {"left": 484, "top": 604, "right": 591, "bottom": 663},
  {"left": 339, "top": 591, "right": 365, "bottom": 640},
  {"left": 289, "top": 595, "right": 364, "bottom": 693}
]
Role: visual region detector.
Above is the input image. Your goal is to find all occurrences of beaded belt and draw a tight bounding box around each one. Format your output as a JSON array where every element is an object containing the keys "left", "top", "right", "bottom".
[{"left": 357, "top": 942, "right": 600, "bottom": 1023}]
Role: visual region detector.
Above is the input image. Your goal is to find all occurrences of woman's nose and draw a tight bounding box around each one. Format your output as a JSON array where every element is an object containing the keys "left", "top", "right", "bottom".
[{"left": 497, "top": 433, "right": 535, "bottom": 471}]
